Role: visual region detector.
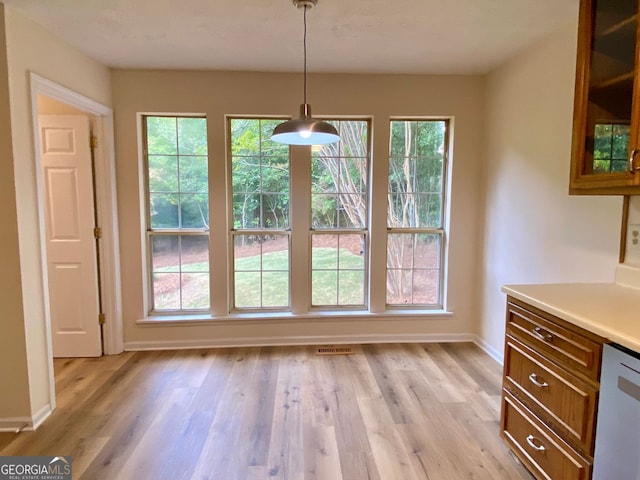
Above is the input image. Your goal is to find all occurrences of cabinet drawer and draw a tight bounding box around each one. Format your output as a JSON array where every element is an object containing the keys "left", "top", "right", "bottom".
[
  {"left": 503, "top": 335, "right": 598, "bottom": 453},
  {"left": 501, "top": 392, "right": 592, "bottom": 480},
  {"left": 506, "top": 301, "right": 602, "bottom": 381}
]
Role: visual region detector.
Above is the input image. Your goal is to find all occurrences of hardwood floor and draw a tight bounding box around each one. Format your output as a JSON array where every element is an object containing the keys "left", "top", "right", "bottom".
[{"left": 0, "top": 343, "right": 533, "bottom": 480}]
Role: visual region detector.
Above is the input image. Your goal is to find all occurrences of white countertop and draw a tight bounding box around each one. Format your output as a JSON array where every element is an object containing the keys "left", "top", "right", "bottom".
[{"left": 502, "top": 283, "right": 640, "bottom": 352}]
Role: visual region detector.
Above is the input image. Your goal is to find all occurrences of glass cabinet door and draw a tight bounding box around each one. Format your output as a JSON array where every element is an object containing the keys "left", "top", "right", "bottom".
[{"left": 571, "top": 0, "right": 640, "bottom": 193}]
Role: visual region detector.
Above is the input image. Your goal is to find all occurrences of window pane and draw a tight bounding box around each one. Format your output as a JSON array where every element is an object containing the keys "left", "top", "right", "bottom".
[
  {"left": 153, "top": 273, "right": 181, "bottom": 310},
  {"left": 233, "top": 233, "right": 290, "bottom": 310},
  {"left": 312, "top": 123, "right": 368, "bottom": 232},
  {"left": 311, "top": 233, "right": 365, "bottom": 307},
  {"left": 386, "top": 232, "right": 442, "bottom": 306},
  {"left": 594, "top": 123, "right": 631, "bottom": 173},
  {"left": 147, "top": 117, "right": 177, "bottom": 155},
  {"left": 339, "top": 270, "right": 365, "bottom": 305},
  {"left": 231, "top": 119, "right": 290, "bottom": 231},
  {"left": 312, "top": 270, "right": 337, "bottom": 305},
  {"left": 179, "top": 156, "right": 208, "bottom": 193},
  {"left": 413, "top": 234, "right": 441, "bottom": 269},
  {"left": 338, "top": 193, "right": 366, "bottom": 229},
  {"left": 148, "top": 155, "right": 178, "bottom": 193},
  {"left": 181, "top": 273, "right": 210, "bottom": 309},
  {"left": 178, "top": 117, "right": 208, "bottom": 155},
  {"left": 412, "top": 269, "right": 440, "bottom": 305},
  {"left": 386, "top": 119, "right": 447, "bottom": 308},
  {"left": 230, "top": 119, "right": 259, "bottom": 156},
  {"left": 152, "top": 235, "right": 180, "bottom": 272},
  {"left": 312, "top": 235, "right": 338, "bottom": 269},
  {"left": 180, "top": 193, "right": 208, "bottom": 228},
  {"left": 181, "top": 235, "right": 210, "bottom": 272},
  {"left": 261, "top": 194, "right": 289, "bottom": 229},
  {"left": 388, "top": 120, "right": 445, "bottom": 229},
  {"left": 262, "top": 272, "right": 289, "bottom": 307},
  {"left": 150, "top": 234, "right": 209, "bottom": 311},
  {"left": 309, "top": 120, "right": 369, "bottom": 309},
  {"left": 261, "top": 119, "right": 289, "bottom": 156},
  {"left": 149, "top": 193, "right": 179, "bottom": 229},
  {"left": 144, "top": 116, "right": 209, "bottom": 313},
  {"left": 233, "top": 193, "right": 260, "bottom": 229},
  {"left": 311, "top": 193, "right": 338, "bottom": 229},
  {"left": 235, "top": 272, "right": 261, "bottom": 308}
]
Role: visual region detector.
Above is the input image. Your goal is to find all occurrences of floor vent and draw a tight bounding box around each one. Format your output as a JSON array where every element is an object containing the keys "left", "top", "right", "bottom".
[{"left": 315, "top": 345, "right": 355, "bottom": 355}]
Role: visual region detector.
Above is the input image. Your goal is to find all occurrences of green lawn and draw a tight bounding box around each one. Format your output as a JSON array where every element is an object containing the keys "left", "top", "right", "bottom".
[{"left": 155, "top": 247, "right": 365, "bottom": 309}]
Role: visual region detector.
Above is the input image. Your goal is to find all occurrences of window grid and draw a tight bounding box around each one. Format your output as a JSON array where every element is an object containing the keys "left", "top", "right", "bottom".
[
  {"left": 143, "top": 115, "right": 210, "bottom": 313},
  {"left": 592, "top": 123, "right": 629, "bottom": 173},
  {"left": 141, "top": 115, "right": 450, "bottom": 316},
  {"left": 386, "top": 119, "right": 448, "bottom": 308},
  {"left": 229, "top": 118, "right": 291, "bottom": 311},
  {"left": 311, "top": 119, "right": 370, "bottom": 309},
  {"left": 310, "top": 231, "right": 367, "bottom": 307}
]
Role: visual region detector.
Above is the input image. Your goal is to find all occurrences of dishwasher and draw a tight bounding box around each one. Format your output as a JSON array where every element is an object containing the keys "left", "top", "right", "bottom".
[{"left": 593, "top": 343, "right": 640, "bottom": 480}]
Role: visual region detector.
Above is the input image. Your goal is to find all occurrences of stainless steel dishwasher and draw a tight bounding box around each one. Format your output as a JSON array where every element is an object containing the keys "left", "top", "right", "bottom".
[{"left": 593, "top": 343, "right": 640, "bottom": 480}]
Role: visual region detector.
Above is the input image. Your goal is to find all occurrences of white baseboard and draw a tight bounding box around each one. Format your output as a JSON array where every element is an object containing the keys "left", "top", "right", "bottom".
[
  {"left": 125, "top": 333, "right": 478, "bottom": 351},
  {"left": 472, "top": 335, "right": 504, "bottom": 365},
  {"left": 0, "top": 404, "right": 52, "bottom": 433},
  {"left": 0, "top": 417, "right": 31, "bottom": 433},
  {"left": 31, "top": 404, "right": 52, "bottom": 430},
  {"left": 0, "top": 417, "right": 32, "bottom": 433}
]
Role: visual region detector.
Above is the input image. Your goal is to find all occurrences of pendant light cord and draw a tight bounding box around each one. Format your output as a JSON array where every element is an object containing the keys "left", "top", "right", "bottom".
[{"left": 303, "top": 5, "right": 308, "bottom": 105}]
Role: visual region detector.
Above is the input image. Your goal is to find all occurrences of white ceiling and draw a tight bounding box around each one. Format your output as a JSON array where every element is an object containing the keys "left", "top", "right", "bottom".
[{"left": 1, "top": 0, "right": 579, "bottom": 74}]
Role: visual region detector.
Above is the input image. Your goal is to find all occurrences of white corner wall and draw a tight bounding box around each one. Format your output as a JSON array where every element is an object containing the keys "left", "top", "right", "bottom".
[
  {"left": 3, "top": 6, "right": 111, "bottom": 425},
  {"left": 478, "top": 20, "right": 622, "bottom": 359}
]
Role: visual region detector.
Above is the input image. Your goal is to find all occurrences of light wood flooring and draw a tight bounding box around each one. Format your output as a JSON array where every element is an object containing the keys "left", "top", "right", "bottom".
[{"left": 0, "top": 343, "right": 533, "bottom": 480}]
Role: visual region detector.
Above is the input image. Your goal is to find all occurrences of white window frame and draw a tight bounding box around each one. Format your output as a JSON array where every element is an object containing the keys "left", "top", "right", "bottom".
[
  {"left": 386, "top": 118, "right": 450, "bottom": 309},
  {"left": 227, "top": 117, "right": 292, "bottom": 312},
  {"left": 142, "top": 114, "right": 210, "bottom": 314},
  {"left": 309, "top": 118, "right": 372, "bottom": 310}
]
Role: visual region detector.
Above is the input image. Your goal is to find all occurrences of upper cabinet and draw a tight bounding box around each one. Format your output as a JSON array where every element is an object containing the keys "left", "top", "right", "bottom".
[{"left": 571, "top": 0, "right": 640, "bottom": 194}]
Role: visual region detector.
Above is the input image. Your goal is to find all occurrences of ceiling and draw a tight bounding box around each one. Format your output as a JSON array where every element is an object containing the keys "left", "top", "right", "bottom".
[{"left": 1, "top": 0, "right": 579, "bottom": 74}]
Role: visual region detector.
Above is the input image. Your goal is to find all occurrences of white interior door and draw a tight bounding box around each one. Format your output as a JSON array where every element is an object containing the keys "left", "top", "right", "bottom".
[{"left": 39, "top": 115, "right": 102, "bottom": 357}]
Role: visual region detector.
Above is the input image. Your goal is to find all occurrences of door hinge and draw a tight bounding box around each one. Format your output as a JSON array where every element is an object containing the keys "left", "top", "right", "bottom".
[
  {"left": 98, "top": 313, "right": 106, "bottom": 325},
  {"left": 90, "top": 135, "right": 98, "bottom": 149},
  {"left": 94, "top": 227, "right": 102, "bottom": 239}
]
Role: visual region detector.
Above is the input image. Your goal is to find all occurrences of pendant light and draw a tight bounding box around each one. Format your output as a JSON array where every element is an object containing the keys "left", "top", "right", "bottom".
[{"left": 271, "top": 0, "right": 340, "bottom": 145}]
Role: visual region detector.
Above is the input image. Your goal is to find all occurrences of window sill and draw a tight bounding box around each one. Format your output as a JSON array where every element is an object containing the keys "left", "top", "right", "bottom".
[{"left": 137, "top": 309, "right": 453, "bottom": 326}]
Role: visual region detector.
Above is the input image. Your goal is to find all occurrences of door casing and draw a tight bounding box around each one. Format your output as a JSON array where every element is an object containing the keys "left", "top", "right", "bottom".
[{"left": 30, "top": 73, "right": 123, "bottom": 413}]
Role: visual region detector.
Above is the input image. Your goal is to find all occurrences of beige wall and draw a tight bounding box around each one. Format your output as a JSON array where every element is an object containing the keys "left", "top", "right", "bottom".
[
  {"left": 3, "top": 6, "right": 111, "bottom": 422},
  {"left": 479, "top": 20, "right": 622, "bottom": 358},
  {"left": 112, "top": 70, "right": 486, "bottom": 347},
  {"left": 0, "top": 3, "right": 31, "bottom": 421}
]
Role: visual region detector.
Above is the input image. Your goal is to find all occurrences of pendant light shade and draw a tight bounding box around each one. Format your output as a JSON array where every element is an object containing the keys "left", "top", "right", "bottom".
[
  {"left": 271, "top": 104, "right": 339, "bottom": 145},
  {"left": 271, "top": 0, "right": 340, "bottom": 146}
]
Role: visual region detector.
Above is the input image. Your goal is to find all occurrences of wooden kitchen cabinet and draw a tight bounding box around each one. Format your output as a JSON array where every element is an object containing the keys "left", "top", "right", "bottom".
[
  {"left": 570, "top": 0, "right": 640, "bottom": 194},
  {"left": 500, "top": 297, "right": 605, "bottom": 480}
]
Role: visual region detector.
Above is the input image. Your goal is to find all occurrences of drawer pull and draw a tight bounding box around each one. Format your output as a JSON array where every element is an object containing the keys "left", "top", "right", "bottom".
[
  {"left": 528, "top": 373, "right": 549, "bottom": 388},
  {"left": 526, "top": 434, "right": 546, "bottom": 452},
  {"left": 533, "top": 326, "right": 553, "bottom": 342}
]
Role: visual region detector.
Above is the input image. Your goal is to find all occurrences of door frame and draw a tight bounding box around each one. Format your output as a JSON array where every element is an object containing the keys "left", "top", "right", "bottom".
[{"left": 30, "top": 73, "right": 123, "bottom": 407}]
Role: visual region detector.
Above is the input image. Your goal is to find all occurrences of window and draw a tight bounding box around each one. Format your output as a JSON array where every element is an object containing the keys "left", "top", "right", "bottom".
[
  {"left": 143, "top": 116, "right": 209, "bottom": 312},
  {"left": 229, "top": 118, "right": 291, "bottom": 310},
  {"left": 387, "top": 119, "right": 448, "bottom": 307},
  {"left": 593, "top": 123, "right": 629, "bottom": 173},
  {"left": 141, "top": 114, "right": 450, "bottom": 316},
  {"left": 311, "top": 120, "right": 369, "bottom": 307}
]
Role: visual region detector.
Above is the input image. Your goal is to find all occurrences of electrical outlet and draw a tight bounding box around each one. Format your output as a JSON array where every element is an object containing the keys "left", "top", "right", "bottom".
[{"left": 628, "top": 224, "right": 640, "bottom": 252}]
